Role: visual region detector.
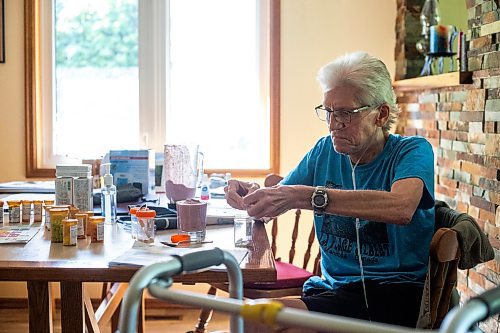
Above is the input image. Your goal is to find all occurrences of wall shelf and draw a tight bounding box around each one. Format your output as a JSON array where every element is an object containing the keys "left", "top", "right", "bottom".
[{"left": 392, "top": 72, "right": 473, "bottom": 91}]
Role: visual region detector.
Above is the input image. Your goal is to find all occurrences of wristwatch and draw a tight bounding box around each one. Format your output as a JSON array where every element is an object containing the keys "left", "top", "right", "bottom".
[{"left": 311, "top": 186, "right": 329, "bottom": 215}]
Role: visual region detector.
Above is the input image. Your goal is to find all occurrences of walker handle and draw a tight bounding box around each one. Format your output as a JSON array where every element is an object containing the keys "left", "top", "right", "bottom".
[{"left": 178, "top": 248, "right": 225, "bottom": 273}]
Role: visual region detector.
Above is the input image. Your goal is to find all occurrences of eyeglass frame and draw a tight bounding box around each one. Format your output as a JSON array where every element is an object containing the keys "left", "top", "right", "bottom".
[{"left": 314, "top": 104, "right": 376, "bottom": 125}]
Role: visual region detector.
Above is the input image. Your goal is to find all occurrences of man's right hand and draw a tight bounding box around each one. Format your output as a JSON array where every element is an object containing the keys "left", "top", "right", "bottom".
[{"left": 224, "top": 179, "right": 260, "bottom": 210}]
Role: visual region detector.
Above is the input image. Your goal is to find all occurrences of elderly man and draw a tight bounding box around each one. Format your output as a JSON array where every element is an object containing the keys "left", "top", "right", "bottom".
[{"left": 225, "top": 52, "right": 435, "bottom": 329}]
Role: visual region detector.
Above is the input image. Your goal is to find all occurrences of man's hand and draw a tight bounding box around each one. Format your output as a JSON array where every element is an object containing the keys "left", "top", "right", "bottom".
[
  {"left": 242, "top": 185, "right": 291, "bottom": 219},
  {"left": 224, "top": 179, "right": 260, "bottom": 210}
]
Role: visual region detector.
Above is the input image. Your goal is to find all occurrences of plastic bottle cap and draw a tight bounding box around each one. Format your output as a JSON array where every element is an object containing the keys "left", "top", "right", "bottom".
[
  {"left": 129, "top": 207, "right": 140, "bottom": 215},
  {"left": 171, "top": 234, "right": 190, "bottom": 243},
  {"left": 102, "top": 163, "right": 114, "bottom": 186},
  {"left": 136, "top": 210, "right": 156, "bottom": 218}
]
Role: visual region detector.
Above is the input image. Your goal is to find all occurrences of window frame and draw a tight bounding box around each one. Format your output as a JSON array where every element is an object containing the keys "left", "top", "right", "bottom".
[{"left": 24, "top": 0, "right": 281, "bottom": 178}]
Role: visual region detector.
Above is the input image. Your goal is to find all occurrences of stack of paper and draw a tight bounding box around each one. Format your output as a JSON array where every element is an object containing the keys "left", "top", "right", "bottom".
[{"left": 109, "top": 241, "right": 248, "bottom": 271}]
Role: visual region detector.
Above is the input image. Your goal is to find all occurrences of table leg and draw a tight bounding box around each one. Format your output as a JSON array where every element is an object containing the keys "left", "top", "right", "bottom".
[
  {"left": 60, "top": 281, "right": 84, "bottom": 333},
  {"left": 137, "top": 293, "right": 146, "bottom": 333},
  {"left": 27, "top": 280, "right": 53, "bottom": 333}
]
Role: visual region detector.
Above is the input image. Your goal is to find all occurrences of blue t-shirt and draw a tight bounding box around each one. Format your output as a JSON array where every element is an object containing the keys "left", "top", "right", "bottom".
[{"left": 281, "top": 134, "right": 435, "bottom": 292}]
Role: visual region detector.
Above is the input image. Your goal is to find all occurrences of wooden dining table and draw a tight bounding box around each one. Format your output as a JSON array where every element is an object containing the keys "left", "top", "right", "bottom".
[{"left": 0, "top": 221, "right": 276, "bottom": 333}]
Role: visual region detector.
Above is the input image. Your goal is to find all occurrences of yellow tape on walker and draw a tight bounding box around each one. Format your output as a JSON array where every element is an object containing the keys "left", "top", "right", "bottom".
[{"left": 240, "top": 299, "right": 284, "bottom": 327}]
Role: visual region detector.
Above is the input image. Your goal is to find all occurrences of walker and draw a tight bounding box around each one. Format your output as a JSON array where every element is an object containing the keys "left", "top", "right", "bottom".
[{"left": 116, "top": 248, "right": 500, "bottom": 333}]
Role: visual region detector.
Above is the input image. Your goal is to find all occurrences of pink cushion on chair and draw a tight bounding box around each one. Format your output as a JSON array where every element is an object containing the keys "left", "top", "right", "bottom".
[{"left": 244, "top": 261, "right": 314, "bottom": 290}]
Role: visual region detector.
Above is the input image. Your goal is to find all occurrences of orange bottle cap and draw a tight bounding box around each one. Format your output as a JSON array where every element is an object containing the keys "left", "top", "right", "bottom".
[
  {"left": 129, "top": 207, "right": 140, "bottom": 215},
  {"left": 136, "top": 209, "right": 156, "bottom": 218},
  {"left": 171, "top": 234, "right": 190, "bottom": 243}
]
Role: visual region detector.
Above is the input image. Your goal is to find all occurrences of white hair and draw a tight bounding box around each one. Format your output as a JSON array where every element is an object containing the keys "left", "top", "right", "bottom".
[{"left": 317, "top": 52, "right": 399, "bottom": 132}]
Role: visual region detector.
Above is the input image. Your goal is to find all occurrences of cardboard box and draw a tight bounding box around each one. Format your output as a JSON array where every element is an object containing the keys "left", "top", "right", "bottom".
[{"left": 109, "top": 150, "right": 155, "bottom": 195}]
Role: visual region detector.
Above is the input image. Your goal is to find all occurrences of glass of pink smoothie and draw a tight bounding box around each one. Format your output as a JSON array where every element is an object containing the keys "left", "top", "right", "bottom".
[{"left": 176, "top": 199, "right": 207, "bottom": 242}]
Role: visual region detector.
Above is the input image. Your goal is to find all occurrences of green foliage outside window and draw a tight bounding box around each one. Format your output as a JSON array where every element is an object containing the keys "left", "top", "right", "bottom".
[{"left": 55, "top": 0, "right": 138, "bottom": 68}]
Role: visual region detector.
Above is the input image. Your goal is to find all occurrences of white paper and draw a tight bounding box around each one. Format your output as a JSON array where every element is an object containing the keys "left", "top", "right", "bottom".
[
  {"left": 109, "top": 241, "right": 248, "bottom": 271},
  {"left": 0, "top": 225, "right": 41, "bottom": 244}
]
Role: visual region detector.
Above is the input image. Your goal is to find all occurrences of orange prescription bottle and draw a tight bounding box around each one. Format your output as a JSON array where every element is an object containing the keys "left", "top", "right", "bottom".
[
  {"left": 21, "top": 200, "right": 32, "bottom": 223},
  {"left": 49, "top": 208, "right": 69, "bottom": 243},
  {"left": 88, "top": 216, "right": 105, "bottom": 243},
  {"left": 62, "top": 218, "right": 78, "bottom": 246},
  {"left": 74, "top": 213, "right": 88, "bottom": 239},
  {"left": 33, "top": 200, "right": 43, "bottom": 222},
  {"left": 0, "top": 200, "right": 4, "bottom": 224},
  {"left": 7, "top": 201, "right": 21, "bottom": 224},
  {"left": 86, "top": 211, "right": 95, "bottom": 236}
]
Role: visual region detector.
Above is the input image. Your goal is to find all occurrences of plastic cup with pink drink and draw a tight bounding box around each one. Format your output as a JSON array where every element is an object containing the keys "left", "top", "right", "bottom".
[{"left": 176, "top": 199, "right": 207, "bottom": 242}]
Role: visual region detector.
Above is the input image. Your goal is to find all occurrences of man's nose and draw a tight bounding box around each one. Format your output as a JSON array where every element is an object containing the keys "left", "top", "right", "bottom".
[{"left": 328, "top": 116, "right": 344, "bottom": 130}]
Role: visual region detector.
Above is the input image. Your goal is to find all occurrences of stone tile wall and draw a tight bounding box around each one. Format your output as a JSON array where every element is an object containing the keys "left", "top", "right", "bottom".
[{"left": 396, "top": 1, "right": 500, "bottom": 331}]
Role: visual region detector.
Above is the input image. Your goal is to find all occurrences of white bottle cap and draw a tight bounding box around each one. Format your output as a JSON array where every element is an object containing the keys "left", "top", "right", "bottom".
[{"left": 102, "top": 163, "right": 114, "bottom": 186}]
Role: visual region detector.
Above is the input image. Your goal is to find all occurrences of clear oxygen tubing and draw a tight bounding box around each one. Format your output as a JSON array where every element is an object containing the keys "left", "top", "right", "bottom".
[
  {"left": 350, "top": 155, "right": 371, "bottom": 320},
  {"left": 348, "top": 126, "right": 380, "bottom": 321}
]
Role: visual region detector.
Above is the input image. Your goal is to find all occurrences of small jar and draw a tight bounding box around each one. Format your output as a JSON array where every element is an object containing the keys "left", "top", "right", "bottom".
[
  {"left": 7, "top": 201, "right": 21, "bottom": 224},
  {"left": 74, "top": 213, "right": 88, "bottom": 239},
  {"left": 233, "top": 210, "right": 253, "bottom": 247},
  {"left": 49, "top": 208, "right": 69, "bottom": 243},
  {"left": 88, "top": 216, "right": 105, "bottom": 243},
  {"left": 43, "top": 200, "right": 55, "bottom": 230},
  {"left": 21, "top": 200, "right": 33, "bottom": 223},
  {"left": 129, "top": 207, "right": 140, "bottom": 239},
  {"left": 136, "top": 209, "right": 156, "bottom": 243},
  {"left": 33, "top": 200, "right": 43, "bottom": 222},
  {"left": 0, "top": 200, "right": 4, "bottom": 224},
  {"left": 62, "top": 218, "right": 78, "bottom": 246},
  {"left": 85, "top": 211, "right": 95, "bottom": 236}
]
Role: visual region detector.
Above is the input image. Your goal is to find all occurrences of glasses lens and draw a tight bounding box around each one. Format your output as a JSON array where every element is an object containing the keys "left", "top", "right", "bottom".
[
  {"left": 315, "top": 107, "right": 328, "bottom": 121},
  {"left": 333, "top": 110, "right": 352, "bottom": 124}
]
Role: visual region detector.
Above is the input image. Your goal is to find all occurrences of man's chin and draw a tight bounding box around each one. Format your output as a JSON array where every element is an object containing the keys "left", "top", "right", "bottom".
[{"left": 332, "top": 143, "right": 349, "bottom": 155}]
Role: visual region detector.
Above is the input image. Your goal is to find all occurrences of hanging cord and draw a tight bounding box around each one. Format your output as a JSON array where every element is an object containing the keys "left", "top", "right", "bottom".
[
  {"left": 349, "top": 133, "right": 377, "bottom": 322},
  {"left": 351, "top": 162, "right": 370, "bottom": 320}
]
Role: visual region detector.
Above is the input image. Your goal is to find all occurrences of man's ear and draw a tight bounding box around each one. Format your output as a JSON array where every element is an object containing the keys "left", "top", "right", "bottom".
[{"left": 375, "top": 104, "right": 390, "bottom": 127}]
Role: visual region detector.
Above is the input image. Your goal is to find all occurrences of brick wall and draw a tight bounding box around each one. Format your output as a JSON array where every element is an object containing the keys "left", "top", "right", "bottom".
[{"left": 395, "top": 1, "right": 500, "bottom": 331}]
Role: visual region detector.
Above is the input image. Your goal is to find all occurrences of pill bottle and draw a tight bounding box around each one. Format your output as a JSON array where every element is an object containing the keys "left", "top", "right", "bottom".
[
  {"left": 88, "top": 216, "right": 105, "bottom": 243},
  {"left": 74, "top": 213, "right": 88, "bottom": 239},
  {"left": 85, "top": 211, "right": 95, "bottom": 236},
  {"left": 49, "top": 208, "right": 69, "bottom": 243},
  {"left": 129, "top": 206, "right": 140, "bottom": 239},
  {"left": 43, "top": 200, "right": 55, "bottom": 229},
  {"left": 62, "top": 218, "right": 78, "bottom": 246},
  {"left": 0, "top": 200, "right": 4, "bottom": 224},
  {"left": 7, "top": 201, "right": 21, "bottom": 224},
  {"left": 33, "top": 200, "right": 43, "bottom": 222},
  {"left": 21, "top": 200, "right": 32, "bottom": 223},
  {"left": 136, "top": 209, "right": 156, "bottom": 243}
]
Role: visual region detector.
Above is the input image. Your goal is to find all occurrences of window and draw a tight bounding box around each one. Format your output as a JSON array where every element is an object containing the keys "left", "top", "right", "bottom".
[{"left": 25, "top": 0, "right": 280, "bottom": 177}]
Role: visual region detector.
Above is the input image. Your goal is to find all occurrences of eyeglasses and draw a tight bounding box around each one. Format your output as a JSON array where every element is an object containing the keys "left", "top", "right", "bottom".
[{"left": 315, "top": 105, "right": 373, "bottom": 124}]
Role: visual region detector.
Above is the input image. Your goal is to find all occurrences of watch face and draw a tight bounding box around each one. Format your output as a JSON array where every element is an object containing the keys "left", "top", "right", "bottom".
[{"left": 314, "top": 195, "right": 326, "bottom": 206}]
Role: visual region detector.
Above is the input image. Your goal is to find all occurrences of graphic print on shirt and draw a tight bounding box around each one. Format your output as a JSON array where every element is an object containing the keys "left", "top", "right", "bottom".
[{"left": 319, "top": 181, "right": 391, "bottom": 264}]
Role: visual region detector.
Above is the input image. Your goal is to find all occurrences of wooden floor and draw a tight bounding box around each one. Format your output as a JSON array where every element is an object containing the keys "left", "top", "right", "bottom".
[{"left": 0, "top": 307, "right": 230, "bottom": 333}]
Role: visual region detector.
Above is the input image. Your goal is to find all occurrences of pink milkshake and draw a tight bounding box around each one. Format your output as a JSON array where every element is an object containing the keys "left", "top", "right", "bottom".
[
  {"left": 165, "top": 180, "right": 196, "bottom": 202},
  {"left": 176, "top": 199, "right": 207, "bottom": 242}
]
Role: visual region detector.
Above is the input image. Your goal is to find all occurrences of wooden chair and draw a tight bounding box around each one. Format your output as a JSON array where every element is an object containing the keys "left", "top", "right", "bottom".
[
  {"left": 192, "top": 173, "right": 321, "bottom": 333},
  {"left": 418, "top": 227, "right": 460, "bottom": 329}
]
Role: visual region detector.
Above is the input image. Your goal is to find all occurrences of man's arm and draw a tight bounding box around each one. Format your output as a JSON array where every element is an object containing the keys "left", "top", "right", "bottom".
[{"left": 244, "top": 177, "right": 424, "bottom": 225}]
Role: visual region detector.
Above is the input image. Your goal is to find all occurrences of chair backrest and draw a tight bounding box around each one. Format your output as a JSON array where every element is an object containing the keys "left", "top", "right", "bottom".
[
  {"left": 418, "top": 227, "right": 461, "bottom": 329},
  {"left": 264, "top": 173, "right": 321, "bottom": 276}
]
